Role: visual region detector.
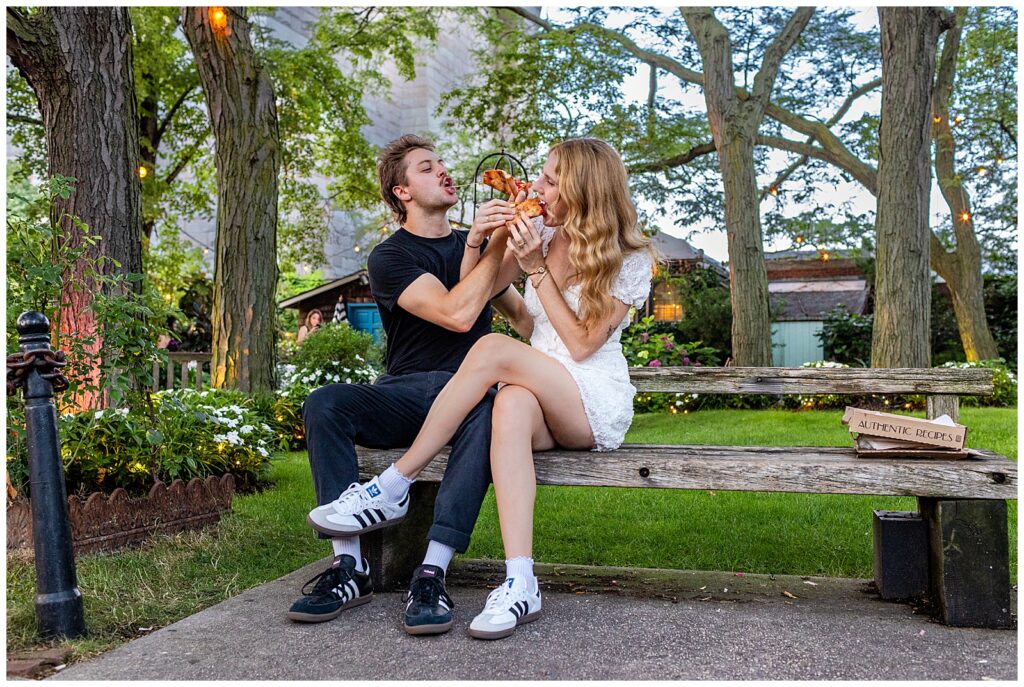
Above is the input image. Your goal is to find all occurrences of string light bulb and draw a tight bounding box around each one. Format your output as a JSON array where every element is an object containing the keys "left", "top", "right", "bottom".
[
  {"left": 995, "top": 155, "right": 1004, "bottom": 164},
  {"left": 820, "top": 250, "right": 831, "bottom": 262},
  {"left": 353, "top": 245, "right": 361, "bottom": 253},
  {"left": 977, "top": 166, "right": 988, "bottom": 176},
  {"left": 953, "top": 114, "right": 963, "bottom": 125},
  {"left": 769, "top": 186, "right": 778, "bottom": 197},
  {"left": 933, "top": 116, "right": 942, "bottom": 124},
  {"left": 137, "top": 165, "right": 148, "bottom": 179},
  {"left": 794, "top": 234, "right": 804, "bottom": 245},
  {"left": 209, "top": 7, "right": 228, "bottom": 32},
  {"left": 960, "top": 211, "right": 971, "bottom": 223}
]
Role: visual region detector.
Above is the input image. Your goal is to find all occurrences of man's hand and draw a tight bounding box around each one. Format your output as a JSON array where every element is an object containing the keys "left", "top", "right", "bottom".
[{"left": 469, "top": 199, "right": 517, "bottom": 248}]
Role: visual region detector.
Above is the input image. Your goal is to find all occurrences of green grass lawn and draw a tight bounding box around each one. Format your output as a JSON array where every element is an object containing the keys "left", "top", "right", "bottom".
[{"left": 6, "top": 407, "right": 1016, "bottom": 658}]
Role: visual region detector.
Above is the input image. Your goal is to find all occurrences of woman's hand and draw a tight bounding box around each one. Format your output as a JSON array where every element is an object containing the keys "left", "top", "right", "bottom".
[
  {"left": 507, "top": 214, "right": 544, "bottom": 273},
  {"left": 469, "top": 199, "right": 517, "bottom": 247}
]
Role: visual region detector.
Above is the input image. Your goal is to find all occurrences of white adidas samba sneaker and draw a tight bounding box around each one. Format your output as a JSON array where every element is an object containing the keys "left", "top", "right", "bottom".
[
  {"left": 468, "top": 576, "right": 542, "bottom": 640},
  {"left": 306, "top": 476, "right": 409, "bottom": 537}
]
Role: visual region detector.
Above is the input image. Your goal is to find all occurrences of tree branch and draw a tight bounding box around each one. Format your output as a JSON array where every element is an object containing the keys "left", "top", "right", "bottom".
[
  {"left": 8, "top": 114, "right": 43, "bottom": 126},
  {"left": 155, "top": 85, "right": 198, "bottom": 148},
  {"left": 6, "top": 8, "right": 52, "bottom": 78},
  {"left": 163, "top": 146, "right": 200, "bottom": 186},
  {"left": 628, "top": 142, "right": 717, "bottom": 174},
  {"left": 760, "top": 77, "right": 882, "bottom": 198},
  {"left": 750, "top": 7, "right": 815, "bottom": 108},
  {"left": 508, "top": 7, "right": 878, "bottom": 194}
]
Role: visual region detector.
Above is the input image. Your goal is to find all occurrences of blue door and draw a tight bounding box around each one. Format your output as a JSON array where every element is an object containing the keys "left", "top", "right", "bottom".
[{"left": 347, "top": 303, "right": 383, "bottom": 343}]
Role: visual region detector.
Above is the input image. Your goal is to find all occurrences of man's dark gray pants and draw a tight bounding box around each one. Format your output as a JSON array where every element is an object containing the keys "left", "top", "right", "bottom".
[{"left": 302, "top": 371, "right": 495, "bottom": 553}]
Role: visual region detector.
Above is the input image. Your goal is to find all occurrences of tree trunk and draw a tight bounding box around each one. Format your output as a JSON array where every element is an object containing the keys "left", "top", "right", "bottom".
[
  {"left": 7, "top": 7, "right": 143, "bottom": 409},
  {"left": 682, "top": 7, "right": 813, "bottom": 366},
  {"left": 929, "top": 7, "right": 1000, "bottom": 361},
  {"left": 182, "top": 7, "right": 279, "bottom": 393},
  {"left": 871, "top": 8, "right": 951, "bottom": 368},
  {"left": 720, "top": 137, "right": 774, "bottom": 366}
]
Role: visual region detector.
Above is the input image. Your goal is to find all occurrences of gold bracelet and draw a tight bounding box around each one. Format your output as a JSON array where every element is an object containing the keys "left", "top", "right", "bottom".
[{"left": 531, "top": 268, "right": 549, "bottom": 289}]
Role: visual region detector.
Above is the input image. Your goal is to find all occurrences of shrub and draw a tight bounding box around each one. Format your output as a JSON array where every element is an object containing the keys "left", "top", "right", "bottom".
[
  {"left": 817, "top": 306, "right": 872, "bottom": 366},
  {"left": 622, "top": 316, "right": 721, "bottom": 413},
  {"left": 273, "top": 353, "right": 384, "bottom": 448},
  {"left": 941, "top": 359, "right": 1017, "bottom": 407},
  {"left": 8, "top": 389, "right": 276, "bottom": 498},
  {"left": 289, "top": 321, "right": 381, "bottom": 372},
  {"left": 984, "top": 275, "right": 1017, "bottom": 370}
]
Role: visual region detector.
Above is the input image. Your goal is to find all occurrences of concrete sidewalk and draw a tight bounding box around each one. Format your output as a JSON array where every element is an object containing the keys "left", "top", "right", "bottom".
[{"left": 51, "top": 558, "right": 1016, "bottom": 681}]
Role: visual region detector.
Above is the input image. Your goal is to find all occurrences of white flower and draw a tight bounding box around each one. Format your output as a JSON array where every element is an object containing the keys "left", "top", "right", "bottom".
[
  {"left": 239, "top": 425, "right": 254, "bottom": 435},
  {"left": 257, "top": 446, "right": 269, "bottom": 457},
  {"left": 226, "top": 431, "right": 241, "bottom": 445},
  {"left": 213, "top": 434, "right": 227, "bottom": 443},
  {"left": 117, "top": 408, "right": 129, "bottom": 417},
  {"left": 95, "top": 410, "right": 105, "bottom": 419}
]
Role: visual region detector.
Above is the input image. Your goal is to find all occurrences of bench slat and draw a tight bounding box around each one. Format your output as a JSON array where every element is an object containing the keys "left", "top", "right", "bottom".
[
  {"left": 357, "top": 445, "right": 1015, "bottom": 500},
  {"left": 628, "top": 367, "right": 994, "bottom": 396}
]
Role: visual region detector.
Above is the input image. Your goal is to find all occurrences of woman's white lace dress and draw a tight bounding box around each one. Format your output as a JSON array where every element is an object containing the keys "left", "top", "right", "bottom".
[{"left": 523, "top": 223, "right": 653, "bottom": 451}]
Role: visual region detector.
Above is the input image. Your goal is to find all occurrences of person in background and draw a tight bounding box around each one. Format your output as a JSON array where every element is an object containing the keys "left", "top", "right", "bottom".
[{"left": 297, "top": 309, "right": 323, "bottom": 344}]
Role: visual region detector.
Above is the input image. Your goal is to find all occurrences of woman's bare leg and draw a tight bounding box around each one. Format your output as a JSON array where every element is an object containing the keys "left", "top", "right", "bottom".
[
  {"left": 489, "top": 385, "right": 555, "bottom": 559},
  {"left": 394, "top": 333, "right": 593, "bottom": 479}
]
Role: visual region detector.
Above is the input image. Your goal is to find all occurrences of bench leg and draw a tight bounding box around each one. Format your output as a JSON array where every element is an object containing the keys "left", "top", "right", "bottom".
[
  {"left": 918, "top": 497, "right": 1013, "bottom": 628},
  {"left": 363, "top": 481, "right": 439, "bottom": 592}
]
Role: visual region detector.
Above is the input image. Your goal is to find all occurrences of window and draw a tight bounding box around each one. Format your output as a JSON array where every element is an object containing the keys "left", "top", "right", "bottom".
[{"left": 652, "top": 281, "right": 683, "bottom": 321}]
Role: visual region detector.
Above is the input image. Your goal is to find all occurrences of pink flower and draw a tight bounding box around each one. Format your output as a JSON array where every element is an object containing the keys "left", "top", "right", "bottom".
[
  {"left": 682, "top": 356, "right": 691, "bottom": 365},
  {"left": 694, "top": 361, "right": 701, "bottom": 367},
  {"left": 665, "top": 341, "right": 674, "bottom": 350},
  {"left": 649, "top": 359, "right": 662, "bottom": 367},
  {"left": 639, "top": 333, "right": 650, "bottom": 342}
]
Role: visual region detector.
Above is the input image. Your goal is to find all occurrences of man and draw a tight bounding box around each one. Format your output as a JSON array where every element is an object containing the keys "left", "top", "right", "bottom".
[{"left": 287, "top": 134, "right": 528, "bottom": 635}]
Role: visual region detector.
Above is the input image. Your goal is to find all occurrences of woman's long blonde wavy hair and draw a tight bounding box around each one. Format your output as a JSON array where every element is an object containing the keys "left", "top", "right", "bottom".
[{"left": 550, "top": 138, "right": 659, "bottom": 331}]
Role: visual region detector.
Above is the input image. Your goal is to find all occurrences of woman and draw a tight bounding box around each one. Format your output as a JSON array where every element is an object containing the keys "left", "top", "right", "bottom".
[
  {"left": 297, "top": 309, "right": 322, "bottom": 344},
  {"left": 310, "top": 138, "right": 656, "bottom": 638}
]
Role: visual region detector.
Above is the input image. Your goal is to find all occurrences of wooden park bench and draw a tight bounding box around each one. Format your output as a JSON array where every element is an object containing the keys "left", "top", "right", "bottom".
[{"left": 357, "top": 366, "right": 1016, "bottom": 629}]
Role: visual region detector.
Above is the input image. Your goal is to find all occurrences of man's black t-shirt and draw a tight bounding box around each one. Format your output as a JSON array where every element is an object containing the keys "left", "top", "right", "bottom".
[{"left": 367, "top": 228, "right": 494, "bottom": 376}]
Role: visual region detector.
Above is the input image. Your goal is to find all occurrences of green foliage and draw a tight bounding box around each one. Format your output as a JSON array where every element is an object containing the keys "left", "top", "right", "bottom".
[
  {"left": 7, "top": 7, "right": 447, "bottom": 279},
  {"left": 6, "top": 175, "right": 177, "bottom": 404},
  {"left": 984, "top": 274, "right": 1017, "bottom": 368},
  {"left": 272, "top": 325, "right": 384, "bottom": 445},
  {"left": 8, "top": 389, "right": 276, "bottom": 498},
  {"left": 817, "top": 306, "right": 873, "bottom": 367},
  {"left": 621, "top": 315, "right": 720, "bottom": 413},
  {"left": 942, "top": 359, "right": 1018, "bottom": 407},
  {"left": 948, "top": 6, "right": 1018, "bottom": 271},
  {"left": 287, "top": 321, "right": 380, "bottom": 373},
  {"left": 656, "top": 269, "right": 732, "bottom": 355},
  {"left": 145, "top": 225, "right": 207, "bottom": 307}
]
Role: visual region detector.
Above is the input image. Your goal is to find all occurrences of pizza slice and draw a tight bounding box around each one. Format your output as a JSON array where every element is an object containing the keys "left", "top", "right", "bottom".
[
  {"left": 482, "top": 168, "right": 531, "bottom": 198},
  {"left": 482, "top": 169, "right": 544, "bottom": 219}
]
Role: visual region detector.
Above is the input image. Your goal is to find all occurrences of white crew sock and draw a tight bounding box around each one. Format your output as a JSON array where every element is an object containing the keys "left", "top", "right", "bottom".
[
  {"left": 505, "top": 556, "right": 537, "bottom": 592},
  {"left": 377, "top": 463, "right": 414, "bottom": 503},
  {"left": 422, "top": 540, "right": 456, "bottom": 573},
  {"left": 331, "top": 537, "right": 364, "bottom": 572}
]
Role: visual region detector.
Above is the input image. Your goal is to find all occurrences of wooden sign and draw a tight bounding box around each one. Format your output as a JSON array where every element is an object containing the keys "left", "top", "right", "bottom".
[{"left": 842, "top": 407, "right": 967, "bottom": 450}]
